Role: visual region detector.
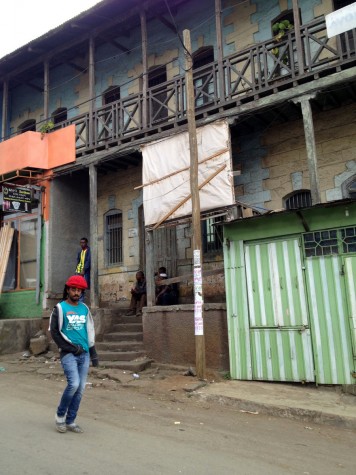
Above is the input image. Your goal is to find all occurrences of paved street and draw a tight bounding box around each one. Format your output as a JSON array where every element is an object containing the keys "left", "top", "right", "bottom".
[{"left": 0, "top": 366, "right": 355, "bottom": 475}]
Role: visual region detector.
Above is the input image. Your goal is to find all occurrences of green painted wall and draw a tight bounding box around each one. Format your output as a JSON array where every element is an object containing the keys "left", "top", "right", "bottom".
[{"left": 0, "top": 290, "right": 42, "bottom": 319}]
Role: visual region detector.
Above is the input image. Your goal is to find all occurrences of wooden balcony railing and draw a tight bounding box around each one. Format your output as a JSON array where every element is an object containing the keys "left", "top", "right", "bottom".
[{"left": 39, "top": 17, "right": 356, "bottom": 155}]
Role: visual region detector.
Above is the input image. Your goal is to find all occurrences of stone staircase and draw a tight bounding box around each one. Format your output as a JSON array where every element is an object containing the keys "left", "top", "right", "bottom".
[{"left": 95, "top": 309, "right": 153, "bottom": 373}]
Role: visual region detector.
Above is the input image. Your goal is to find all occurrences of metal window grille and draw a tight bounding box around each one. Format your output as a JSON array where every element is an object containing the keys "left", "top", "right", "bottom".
[
  {"left": 202, "top": 216, "right": 223, "bottom": 253},
  {"left": 285, "top": 190, "right": 312, "bottom": 210},
  {"left": 106, "top": 212, "right": 122, "bottom": 265},
  {"left": 341, "top": 227, "right": 356, "bottom": 253},
  {"left": 303, "top": 230, "right": 338, "bottom": 257}
]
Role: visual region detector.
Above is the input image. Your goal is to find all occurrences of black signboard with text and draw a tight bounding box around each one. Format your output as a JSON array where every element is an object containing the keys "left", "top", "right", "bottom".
[{"left": 2, "top": 186, "right": 32, "bottom": 213}]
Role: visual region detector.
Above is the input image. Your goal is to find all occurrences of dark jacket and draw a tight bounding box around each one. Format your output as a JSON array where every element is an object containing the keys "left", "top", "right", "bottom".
[{"left": 76, "top": 246, "right": 91, "bottom": 288}]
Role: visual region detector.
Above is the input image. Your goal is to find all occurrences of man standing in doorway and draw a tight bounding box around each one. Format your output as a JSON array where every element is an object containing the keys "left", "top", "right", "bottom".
[
  {"left": 50, "top": 274, "right": 99, "bottom": 433},
  {"left": 75, "top": 237, "right": 91, "bottom": 302}
]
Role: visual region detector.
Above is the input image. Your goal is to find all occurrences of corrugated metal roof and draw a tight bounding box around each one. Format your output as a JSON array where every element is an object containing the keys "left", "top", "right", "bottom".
[{"left": 223, "top": 198, "right": 356, "bottom": 226}]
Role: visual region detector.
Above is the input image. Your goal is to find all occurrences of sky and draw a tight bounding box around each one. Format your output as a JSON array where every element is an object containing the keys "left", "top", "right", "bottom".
[{"left": 0, "top": 0, "right": 101, "bottom": 59}]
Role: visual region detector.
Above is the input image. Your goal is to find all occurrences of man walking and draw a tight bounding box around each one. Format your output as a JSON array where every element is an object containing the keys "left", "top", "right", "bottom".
[
  {"left": 75, "top": 237, "right": 91, "bottom": 302},
  {"left": 49, "top": 275, "right": 99, "bottom": 434}
]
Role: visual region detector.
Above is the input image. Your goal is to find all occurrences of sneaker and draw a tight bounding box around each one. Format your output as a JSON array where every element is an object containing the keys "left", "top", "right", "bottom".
[
  {"left": 66, "top": 423, "right": 84, "bottom": 433},
  {"left": 55, "top": 413, "right": 67, "bottom": 433},
  {"left": 125, "top": 310, "right": 135, "bottom": 316},
  {"left": 136, "top": 311, "right": 142, "bottom": 316}
]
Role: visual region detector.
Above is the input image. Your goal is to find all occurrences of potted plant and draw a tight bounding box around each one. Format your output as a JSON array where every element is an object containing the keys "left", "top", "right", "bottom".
[
  {"left": 271, "top": 19, "right": 294, "bottom": 67},
  {"left": 39, "top": 120, "right": 54, "bottom": 139}
]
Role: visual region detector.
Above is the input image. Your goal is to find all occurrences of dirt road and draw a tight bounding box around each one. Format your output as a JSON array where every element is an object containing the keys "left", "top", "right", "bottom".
[{"left": 0, "top": 354, "right": 355, "bottom": 475}]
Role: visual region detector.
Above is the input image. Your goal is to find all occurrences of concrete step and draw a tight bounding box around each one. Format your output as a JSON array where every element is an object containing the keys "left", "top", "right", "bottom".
[
  {"left": 98, "top": 358, "right": 153, "bottom": 372},
  {"left": 97, "top": 350, "right": 146, "bottom": 361},
  {"left": 95, "top": 341, "right": 144, "bottom": 352},
  {"left": 111, "top": 315, "right": 143, "bottom": 324},
  {"left": 112, "top": 323, "right": 143, "bottom": 332},
  {"left": 103, "top": 332, "right": 143, "bottom": 342}
]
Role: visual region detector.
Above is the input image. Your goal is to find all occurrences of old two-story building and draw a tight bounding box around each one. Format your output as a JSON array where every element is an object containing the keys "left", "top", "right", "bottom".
[{"left": 0, "top": 0, "right": 355, "bottom": 383}]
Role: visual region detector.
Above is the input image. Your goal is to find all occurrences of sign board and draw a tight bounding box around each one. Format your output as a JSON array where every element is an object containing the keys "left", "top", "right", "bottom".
[
  {"left": 3, "top": 186, "right": 32, "bottom": 213},
  {"left": 326, "top": 2, "right": 356, "bottom": 38}
]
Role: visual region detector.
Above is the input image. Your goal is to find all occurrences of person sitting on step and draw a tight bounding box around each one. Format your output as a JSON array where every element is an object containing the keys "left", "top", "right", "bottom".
[
  {"left": 126, "top": 271, "right": 147, "bottom": 316},
  {"left": 155, "top": 267, "right": 178, "bottom": 306}
]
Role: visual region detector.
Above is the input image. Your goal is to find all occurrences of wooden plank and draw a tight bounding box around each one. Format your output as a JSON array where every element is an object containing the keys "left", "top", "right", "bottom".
[
  {"left": 153, "top": 163, "right": 226, "bottom": 229},
  {"left": 157, "top": 267, "right": 225, "bottom": 286},
  {"left": 134, "top": 148, "right": 229, "bottom": 190},
  {"left": 0, "top": 224, "right": 14, "bottom": 293},
  {"left": 145, "top": 229, "right": 155, "bottom": 307}
]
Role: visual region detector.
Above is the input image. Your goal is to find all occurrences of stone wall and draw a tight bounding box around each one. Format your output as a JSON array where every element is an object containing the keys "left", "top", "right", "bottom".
[
  {"left": 143, "top": 304, "right": 229, "bottom": 371},
  {"left": 233, "top": 103, "right": 356, "bottom": 211},
  {"left": 0, "top": 318, "right": 42, "bottom": 355},
  {"left": 97, "top": 166, "right": 143, "bottom": 305}
]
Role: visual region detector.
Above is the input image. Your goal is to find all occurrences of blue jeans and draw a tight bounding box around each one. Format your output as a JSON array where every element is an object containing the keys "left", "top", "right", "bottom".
[{"left": 57, "top": 352, "right": 90, "bottom": 424}]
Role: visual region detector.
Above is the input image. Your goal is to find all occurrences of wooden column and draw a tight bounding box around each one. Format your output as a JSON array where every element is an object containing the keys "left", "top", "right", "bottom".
[
  {"left": 293, "top": 94, "right": 321, "bottom": 204},
  {"left": 43, "top": 60, "right": 49, "bottom": 120},
  {"left": 88, "top": 36, "right": 95, "bottom": 145},
  {"left": 292, "top": 0, "right": 304, "bottom": 74},
  {"left": 215, "top": 0, "right": 225, "bottom": 102},
  {"left": 1, "top": 79, "right": 8, "bottom": 140},
  {"left": 36, "top": 188, "right": 42, "bottom": 305},
  {"left": 183, "top": 29, "right": 206, "bottom": 380},
  {"left": 145, "top": 229, "right": 155, "bottom": 306},
  {"left": 89, "top": 163, "right": 99, "bottom": 308},
  {"left": 140, "top": 10, "right": 148, "bottom": 129}
]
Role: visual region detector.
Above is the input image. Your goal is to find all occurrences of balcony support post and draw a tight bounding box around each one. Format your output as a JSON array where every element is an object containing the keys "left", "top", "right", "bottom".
[
  {"left": 145, "top": 229, "right": 155, "bottom": 307},
  {"left": 293, "top": 94, "right": 321, "bottom": 204},
  {"left": 89, "top": 163, "right": 99, "bottom": 308},
  {"left": 292, "top": 0, "right": 304, "bottom": 74},
  {"left": 44, "top": 60, "right": 49, "bottom": 120},
  {"left": 215, "top": 0, "right": 225, "bottom": 102},
  {"left": 88, "top": 36, "right": 95, "bottom": 146},
  {"left": 141, "top": 10, "right": 148, "bottom": 129},
  {"left": 1, "top": 79, "right": 8, "bottom": 140}
]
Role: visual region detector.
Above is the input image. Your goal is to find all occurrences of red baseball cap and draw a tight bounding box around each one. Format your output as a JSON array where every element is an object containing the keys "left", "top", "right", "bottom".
[{"left": 66, "top": 275, "right": 88, "bottom": 289}]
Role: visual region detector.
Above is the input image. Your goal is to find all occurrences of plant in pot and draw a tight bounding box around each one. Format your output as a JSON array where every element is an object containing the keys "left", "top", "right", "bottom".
[
  {"left": 39, "top": 120, "right": 54, "bottom": 139},
  {"left": 271, "top": 19, "right": 294, "bottom": 68}
]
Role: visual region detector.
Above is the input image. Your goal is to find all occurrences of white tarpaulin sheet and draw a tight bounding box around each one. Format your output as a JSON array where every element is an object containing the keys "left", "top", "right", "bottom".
[{"left": 141, "top": 120, "right": 234, "bottom": 227}]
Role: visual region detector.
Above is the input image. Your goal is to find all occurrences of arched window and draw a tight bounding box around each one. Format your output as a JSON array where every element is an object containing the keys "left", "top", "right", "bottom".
[
  {"left": 284, "top": 190, "right": 312, "bottom": 210},
  {"left": 148, "top": 65, "right": 167, "bottom": 123},
  {"left": 193, "top": 46, "right": 214, "bottom": 108},
  {"left": 99, "top": 86, "right": 121, "bottom": 141},
  {"left": 18, "top": 119, "right": 36, "bottom": 134},
  {"left": 105, "top": 209, "right": 123, "bottom": 266},
  {"left": 102, "top": 86, "right": 121, "bottom": 105},
  {"left": 52, "top": 107, "right": 67, "bottom": 124}
]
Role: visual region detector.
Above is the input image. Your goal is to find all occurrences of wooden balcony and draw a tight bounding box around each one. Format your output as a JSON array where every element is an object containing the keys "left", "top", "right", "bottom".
[{"left": 50, "top": 17, "right": 356, "bottom": 158}]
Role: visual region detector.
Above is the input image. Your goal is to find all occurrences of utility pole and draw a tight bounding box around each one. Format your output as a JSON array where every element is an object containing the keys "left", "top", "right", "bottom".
[{"left": 183, "top": 29, "right": 206, "bottom": 380}]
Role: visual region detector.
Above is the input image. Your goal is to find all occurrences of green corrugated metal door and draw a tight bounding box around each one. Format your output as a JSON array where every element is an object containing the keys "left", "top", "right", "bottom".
[
  {"left": 344, "top": 256, "right": 356, "bottom": 360},
  {"left": 245, "top": 239, "right": 315, "bottom": 382}
]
